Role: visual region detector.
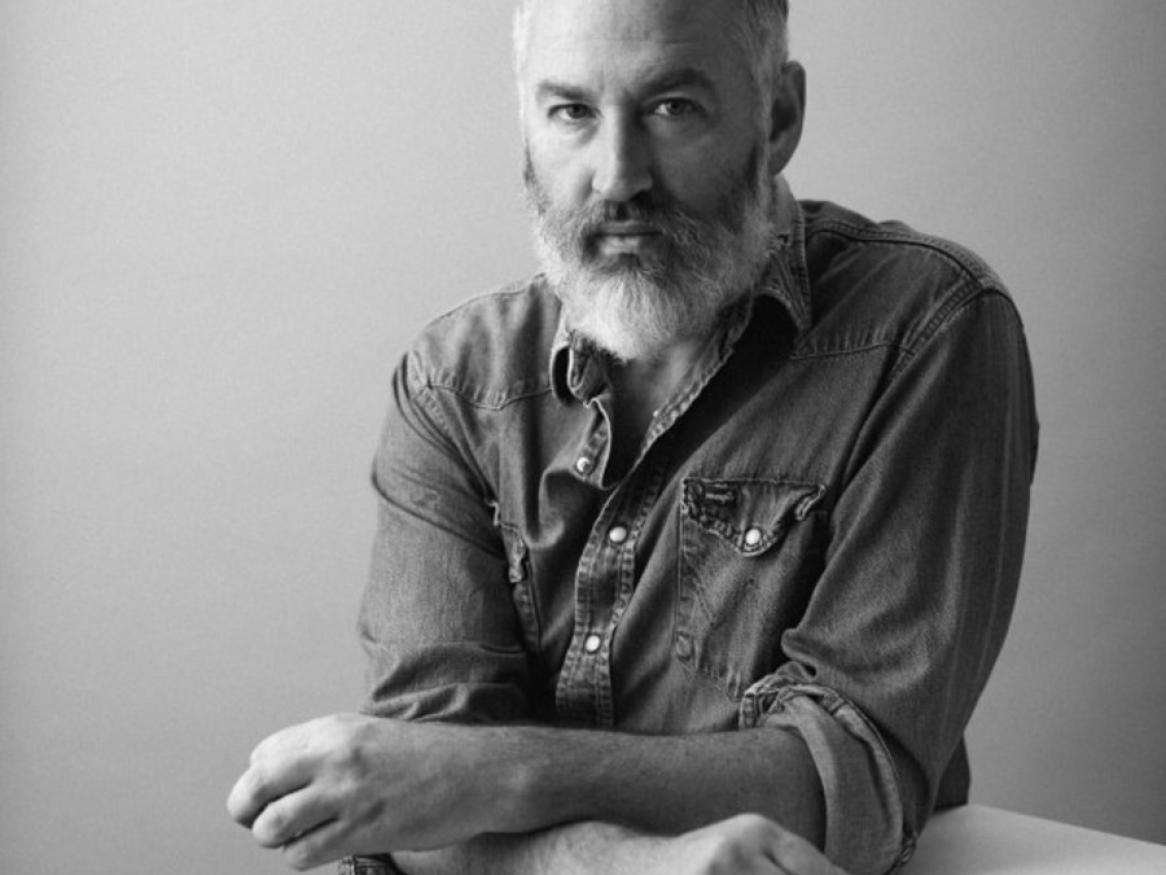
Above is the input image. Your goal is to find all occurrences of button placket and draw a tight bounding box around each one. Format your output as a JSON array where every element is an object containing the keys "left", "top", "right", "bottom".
[{"left": 558, "top": 431, "right": 671, "bottom": 727}]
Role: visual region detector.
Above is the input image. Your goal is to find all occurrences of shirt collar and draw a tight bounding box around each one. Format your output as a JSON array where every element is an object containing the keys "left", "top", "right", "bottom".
[
  {"left": 549, "top": 175, "right": 812, "bottom": 403},
  {"left": 761, "top": 174, "right": 813, "bottom": 334}
]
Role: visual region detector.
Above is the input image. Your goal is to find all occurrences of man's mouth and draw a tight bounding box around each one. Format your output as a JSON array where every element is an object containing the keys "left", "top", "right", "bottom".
[
  {"left": 593, "top": 221, "right": 663, "bottom": 254},
  {"left": 597, "top": 220, "right": 659, "bottom": 237}
]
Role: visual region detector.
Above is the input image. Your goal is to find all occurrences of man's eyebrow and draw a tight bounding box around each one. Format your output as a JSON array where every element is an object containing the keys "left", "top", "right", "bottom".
[
  {"left": 533, "top": 68, "right": 717, "bottom": 104},
  {"left": 534, "top": 80, "right": 592, "bottom": 103},
  {"left": 642, "top": 67, "right": 717, "bottom": 95}
]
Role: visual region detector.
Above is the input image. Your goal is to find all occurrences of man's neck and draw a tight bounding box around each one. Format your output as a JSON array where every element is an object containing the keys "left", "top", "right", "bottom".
[
  {"left": 601, "top": 337, "right": 707, "bottom": 480},
  {"left": 608, "top": 337, "right": 707, "bottom": 417}
]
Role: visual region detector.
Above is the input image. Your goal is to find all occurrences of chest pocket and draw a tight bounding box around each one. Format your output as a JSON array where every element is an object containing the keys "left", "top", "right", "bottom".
[{"left": 676, "top": 476, "right": 825, "bottom": 700}]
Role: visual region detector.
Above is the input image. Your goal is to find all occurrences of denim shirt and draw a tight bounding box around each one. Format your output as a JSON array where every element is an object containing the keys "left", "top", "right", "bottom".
[{"left": 355, "top": 182, "right": 1038, "bottom": 874}]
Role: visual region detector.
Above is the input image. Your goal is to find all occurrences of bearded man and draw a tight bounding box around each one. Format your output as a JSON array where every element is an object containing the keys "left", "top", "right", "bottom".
[{"left": 228, "top": 1, "right": 1037, "bottom": 873}]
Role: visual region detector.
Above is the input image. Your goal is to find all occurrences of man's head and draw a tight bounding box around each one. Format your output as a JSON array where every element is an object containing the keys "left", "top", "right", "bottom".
[
  {"left": 514, "top": 0, "right": 792, "bottom": 111},
  {"left": 515, "top": 0, "right": 804, "bottom": 361}
]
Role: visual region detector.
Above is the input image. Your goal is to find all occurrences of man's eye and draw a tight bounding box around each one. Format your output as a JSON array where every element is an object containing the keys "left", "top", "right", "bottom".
[
  {"left": 551, "top": 104, "right": 593, "bottom": 122},
  {"left": 652, "top": 98, "right": 699, "bottom": 119}
]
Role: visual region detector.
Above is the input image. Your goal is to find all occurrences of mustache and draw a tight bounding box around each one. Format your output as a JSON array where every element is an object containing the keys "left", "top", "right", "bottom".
[
  {"left": 522, "top": 157, "right": 707, "bottom": 251},
  {"left": 573, "top": 197, "right": 694, "bottom": 239},
  {"left": 533, "top": 199, "right": 708, "bottom": 262}
]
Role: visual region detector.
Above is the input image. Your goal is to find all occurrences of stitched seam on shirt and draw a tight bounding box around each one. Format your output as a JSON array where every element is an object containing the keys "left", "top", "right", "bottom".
[
  {"left": 422, "top": 281, "right": 541, "bottom": 332},
  {"left": 888, "top": 287, "right": 1014, "bottom": 382},
  {"left": 411, "top": 355, "right": 495, "bottom": 501},
  {"left": 808, "top": 222, "right": 1008, "bottom": 367},
  {"left": 427, "top": 374, "right": 552, "bottom": 411},
  {"left": 811, "top": 222, "right": 1001, "bottom": 290},
  {"left": 415, "top": 280, "right": 556, "bottom": 409},
  {"left": 789, "top": 340, "right": 911, "bottom": 362}
]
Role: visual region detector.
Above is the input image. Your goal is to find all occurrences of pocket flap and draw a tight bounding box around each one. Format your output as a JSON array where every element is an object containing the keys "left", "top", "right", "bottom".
[{"left": 681, "top": 477, "right": 825, "bottom": 555}]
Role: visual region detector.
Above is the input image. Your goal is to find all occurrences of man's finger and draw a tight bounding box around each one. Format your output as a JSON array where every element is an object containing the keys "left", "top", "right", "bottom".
[
  {"left": 251, "top": 785, "right": 337, "bottom": 850},
  {"left": 226, "top": 757, "right": 313, "bottom": 828},
  {"left": 280, "top": 816, "right": 348, "bottom": 872}
]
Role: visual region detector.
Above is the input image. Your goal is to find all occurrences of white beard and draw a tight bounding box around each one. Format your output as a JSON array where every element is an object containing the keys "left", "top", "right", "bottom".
[
  {"left": 526, "top": 149, "right": 778, "bottom": 362},
  {"left": 535, "top": 223, "right": 772, "bottom": 362}
]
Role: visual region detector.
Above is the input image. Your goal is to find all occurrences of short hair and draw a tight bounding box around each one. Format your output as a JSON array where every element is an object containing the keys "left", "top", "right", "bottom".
[{"left": 513, "top": 0, "right": 790, "bottom": 97}]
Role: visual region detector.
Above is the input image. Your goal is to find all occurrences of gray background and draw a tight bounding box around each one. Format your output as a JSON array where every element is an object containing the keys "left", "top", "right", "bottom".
[{"left": 2, "top": 2, "right": 1163, "bottom": 872}]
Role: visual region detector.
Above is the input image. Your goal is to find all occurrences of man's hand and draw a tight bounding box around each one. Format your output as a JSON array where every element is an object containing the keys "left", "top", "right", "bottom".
[
  {"left": 226, "top": 714, "right": 503, "bottom": 870},
  {"left": 632, "top": 814, "right": 848, "bottom": 875}
]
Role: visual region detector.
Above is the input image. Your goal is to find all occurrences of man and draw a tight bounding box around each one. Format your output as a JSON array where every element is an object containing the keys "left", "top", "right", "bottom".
[{"left": 228, "top": 0, "right": 1037, "bottom": 872}]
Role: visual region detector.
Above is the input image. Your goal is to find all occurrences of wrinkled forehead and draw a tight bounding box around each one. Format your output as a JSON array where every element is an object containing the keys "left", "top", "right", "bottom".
[
  {"left": 520, "top": 0, "right": 748, "bottom": 94},
  {"left": 525, "top": 0, "right": 734, "bottom": 42}
]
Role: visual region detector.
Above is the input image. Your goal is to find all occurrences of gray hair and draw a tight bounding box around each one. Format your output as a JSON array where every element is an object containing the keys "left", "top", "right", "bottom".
[{"left": 513, "top": 0, "right": 790, "bottom": 97}]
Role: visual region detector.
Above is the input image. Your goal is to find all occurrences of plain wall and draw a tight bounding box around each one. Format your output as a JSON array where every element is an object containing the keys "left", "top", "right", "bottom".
[{"left": 2, "top": 2, "right": 1163, "bottom": 872}]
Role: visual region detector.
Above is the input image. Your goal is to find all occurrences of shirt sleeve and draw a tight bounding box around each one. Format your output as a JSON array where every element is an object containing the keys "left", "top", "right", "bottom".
[
  {"left": 739, "top": 290, "right": 1038, "bottom": 874},
  {"left": 357, "top": 347, "right": 532, "bottom": 723}
]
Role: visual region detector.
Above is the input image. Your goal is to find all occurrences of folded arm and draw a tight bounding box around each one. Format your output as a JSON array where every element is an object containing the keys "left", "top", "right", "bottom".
[{"left": 228, "top": 714, "right": 824, "bottom": 871}]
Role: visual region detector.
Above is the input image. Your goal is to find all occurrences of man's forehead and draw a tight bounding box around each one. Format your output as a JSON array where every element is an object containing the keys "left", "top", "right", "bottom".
[
  {"left": 522, "top": 0, "right": 744, "bottom": 87},
  {"left": 525, "top": 0, "right": 744, "bottom": 55}
]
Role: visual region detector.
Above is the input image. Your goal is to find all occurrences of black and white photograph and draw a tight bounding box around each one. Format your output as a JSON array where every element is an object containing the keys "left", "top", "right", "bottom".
[{"left": 3, "top": 2, "right": 1164, "bottom": 873}]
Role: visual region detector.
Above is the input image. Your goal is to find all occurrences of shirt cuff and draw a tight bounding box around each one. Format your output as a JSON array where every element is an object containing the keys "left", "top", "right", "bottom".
[{"left": 739, "top": 678, "right": 913, "bottom": 875}]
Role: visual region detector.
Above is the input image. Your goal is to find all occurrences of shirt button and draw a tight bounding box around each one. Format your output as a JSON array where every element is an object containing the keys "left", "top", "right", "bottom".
[
  {"left": 584, "top": 633, "right": 603, "bottom": 653},
  {"left": 607, "top": 525, "right": 629, "bottom": 545},
  {"left": 744, "top": 527, "right": 764, "bottom": 549},
  {"left": 575, "top": 457, "right": 593, "bottom": 475}
]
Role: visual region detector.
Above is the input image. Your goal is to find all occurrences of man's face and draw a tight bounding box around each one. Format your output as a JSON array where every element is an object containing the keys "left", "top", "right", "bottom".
[{"left": 520, "top": 0, "right": 778, "bottom": 361}]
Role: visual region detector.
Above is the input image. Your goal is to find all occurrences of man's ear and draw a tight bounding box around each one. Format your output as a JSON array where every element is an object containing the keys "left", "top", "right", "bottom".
[{"left": 766, "top": 61, "right": 806, "bottom": 175}]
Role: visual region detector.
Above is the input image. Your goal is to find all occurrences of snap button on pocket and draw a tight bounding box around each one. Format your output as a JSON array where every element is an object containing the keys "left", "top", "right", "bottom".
[{"left": 681, "top": 477, "right": 825, "bottom": 556}]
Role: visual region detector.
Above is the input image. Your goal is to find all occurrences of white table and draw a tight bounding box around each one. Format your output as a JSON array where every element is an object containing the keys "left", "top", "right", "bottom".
[{"left": 902, "top": 805, "right": 1166, "bottom": 874}]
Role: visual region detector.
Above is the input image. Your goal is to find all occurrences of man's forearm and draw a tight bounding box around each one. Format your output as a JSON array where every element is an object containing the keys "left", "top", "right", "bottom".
[
  {"left": 511, "top": 724, "right": 824, "bottom": 838},
  {"left": 395, "top": 724, "right": 824, "bottom": 874}
]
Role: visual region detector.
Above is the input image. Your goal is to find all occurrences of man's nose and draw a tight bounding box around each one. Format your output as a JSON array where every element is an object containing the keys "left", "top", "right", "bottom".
[{"left": 591, "top": 116, "right": 653, "bottom": 203}]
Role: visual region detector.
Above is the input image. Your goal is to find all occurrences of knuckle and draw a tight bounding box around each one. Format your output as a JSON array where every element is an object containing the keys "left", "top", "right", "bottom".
[
  {"left": 250, "top": 734, "right": 277, "bottom": 766},
  {"left": 728, "top": 811, "right": 771, "bottom": 833},
  {"left": 322, "top": 712, "right": 355, "bottom": 737},
  {"left": 311, "top": 715, "right": 357, "bottom": 759},
  {"left": 334, "top": 726, "right": 374, "bottom": 771},
  {"left": 728, "top": 811, "right": 782, "bottom": 847}
]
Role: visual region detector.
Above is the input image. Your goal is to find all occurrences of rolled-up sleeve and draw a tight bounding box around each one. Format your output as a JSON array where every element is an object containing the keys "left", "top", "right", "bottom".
[
  {"left": 358, "top": 348, "right": 531, "bottom": 723},
  {"left": 740, "top": 681, "right": 906, "bottom": 870},
  {"left": 741, "top": 290, "right": 1038, "bottom": 874}
]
